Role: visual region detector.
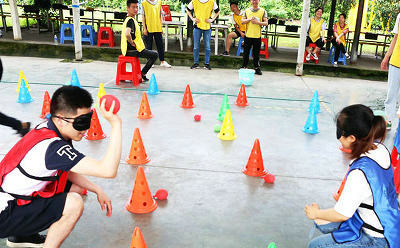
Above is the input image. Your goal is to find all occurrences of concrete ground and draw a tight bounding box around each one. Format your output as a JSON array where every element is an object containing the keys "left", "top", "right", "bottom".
[{"left": 0, "top": 56, "right": 393, "bottom": 247}]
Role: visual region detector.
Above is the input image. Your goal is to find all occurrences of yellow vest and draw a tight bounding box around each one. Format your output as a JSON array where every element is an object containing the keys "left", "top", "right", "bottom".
[
  {"left": 390, "top": 25, "right": 400, "bottom": 68},
  {"left": 309, "top": 17, "right": 324, "bottom": 42},
  {"left": 142, "top": 0, "right": 162, "bottom": 33},
  {"left": 245, "top": 8, "right": 265, "bottom": 39},
  {"left": 121, "top": 16, "right": 146, "bottom": 55},
  {"left": 193, "top": 0, "right": 214, "bottom": 30},
  {"left": 233, "top": 12, "right": 246, "bottom": 32},
  {"left": 336, "top": 22, "right": 348, "bottom": 45}
]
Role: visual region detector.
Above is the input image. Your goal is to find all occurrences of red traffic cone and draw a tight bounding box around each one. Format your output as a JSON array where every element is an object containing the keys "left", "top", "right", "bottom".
[
  {"left": 181, "top": 84, "right": 195, "bottom": 108},
  {"left": 85, "top": 109, "right": 106, "bottom": 140},
  {"left": 235, "top": 84, "right": 249, "bottom": 107},
  {"left": 40, "top": 91, "right": 51, "bottom": 118},
  {"left": 242, "top": 139, "right": 268, "bottom": 177}
]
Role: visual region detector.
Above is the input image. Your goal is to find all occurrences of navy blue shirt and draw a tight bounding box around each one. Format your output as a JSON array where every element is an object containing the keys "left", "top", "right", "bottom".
[{"left": 44, "top": 119, "right": 85, "bottom": 171}]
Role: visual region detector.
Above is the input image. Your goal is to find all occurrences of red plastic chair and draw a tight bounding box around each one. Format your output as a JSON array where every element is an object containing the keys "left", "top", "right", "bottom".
[
  {"left": 97, "top": 27, "right": 115, "bottom": 47},
  {"left": 116, "top": 55, "right": 142, "bottom": 86},
  {"left": 260, "top": 38, "right": 269, "bottom": 59},
  {"left": 304, "top": 43, "right": 319, "bottom": 64},
  {"left": 161, "top": 5, "right": 172, "bottom": 22}
]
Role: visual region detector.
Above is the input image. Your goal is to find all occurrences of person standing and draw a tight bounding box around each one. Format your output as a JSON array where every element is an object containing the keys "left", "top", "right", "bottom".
[
  {"left": 186, "top": 0, "right": 220, "bottom": 70},
  {"left": 142, "top": 0, "right": 172, "bottom": 68}
]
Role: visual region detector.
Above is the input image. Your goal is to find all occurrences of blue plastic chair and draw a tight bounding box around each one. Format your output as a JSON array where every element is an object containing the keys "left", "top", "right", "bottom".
[
  {"left": 60, "top": 23, "right": 74, "bottom": 44},
  {"left": 236, "top": 37, "right": 252, "bottom": 57},
  {"left": 328, "top": 45, "right": 347, "bottom": 65},
  {"left": 81, "top": 25, "right": 96, "bottom": 45}
]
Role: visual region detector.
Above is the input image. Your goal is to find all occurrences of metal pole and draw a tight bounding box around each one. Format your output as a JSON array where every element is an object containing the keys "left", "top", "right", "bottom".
[
  {"left": 350, "top": 0, "right": 365, "bottom": 64},
  {"left": 9, "top": 0, "right": 22, "bottom": 40},
  {"left": 295, "top": 0, "right": 311, "bottom": 76},
  {"left": 72, "top": 0, "right": 82, "bottom": 60}
]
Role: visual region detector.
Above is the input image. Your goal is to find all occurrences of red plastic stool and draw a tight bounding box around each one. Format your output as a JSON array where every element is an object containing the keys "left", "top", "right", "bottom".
[
  {"left": 304, "top": 43, "right": 319, "bottom": 64},
  {"left": 98, "top": 27, "right": 115, "bottom": 47},
  {"left": 260, "top": 38, "right": 269, "bottom": 59},
  {"left": 116, "top": 55, "right": 142, "bottom": 86}
]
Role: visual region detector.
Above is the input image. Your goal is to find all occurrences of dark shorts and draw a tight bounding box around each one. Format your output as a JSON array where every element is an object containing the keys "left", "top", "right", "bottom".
[
  {"left": 0, "top": 182, "right": 72, "bottom": 238},
  {"left": 306, "top": 36, "right": 324, "bottom": 49},
  {"left": 232, "top": 29, "right": 244, "bottom": 38}
]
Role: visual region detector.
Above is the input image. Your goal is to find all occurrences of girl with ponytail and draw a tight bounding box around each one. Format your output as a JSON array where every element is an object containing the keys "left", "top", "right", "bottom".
[{"left": 305, "top": 104, "right": 400, "bottom": 248}]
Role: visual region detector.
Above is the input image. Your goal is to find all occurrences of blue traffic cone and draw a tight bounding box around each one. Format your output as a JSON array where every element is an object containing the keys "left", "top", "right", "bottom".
[
  {"left": 303, "top": 108, "right": 319, "bottom": 134},
  {"left": 307, "top": 91, "right": 321, "bottom": 114},
  {"left": 68, "top": 69, "right": 81, "bottom": 87},
  {"left": 147, "top": 73, "right": 160, "bottom": 95},
  {"left": 18, "top": 79, "right": 33, "bottom": 103}
]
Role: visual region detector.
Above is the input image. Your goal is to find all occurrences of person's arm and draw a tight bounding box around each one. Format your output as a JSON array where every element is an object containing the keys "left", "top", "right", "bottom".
[
  {"left": 142, "top": 12, "right": 148, "bottom": 36},
  {"left": 186, "top": 9, "right": 200, "bottom": 24},
  {"left": 70, "top": 100, "right": 122, "bottom": 178},
  {"left": 125, "top": 26, "right": 136, "bottom": 48},
  {"left": 381, "top": 34, "right": 398, "bottom": 71},
  {"left": 305, "top": 204, "right": 349, "bottom": 222},
  {"left": 206, "top": 11, "right": 219, "bottom": 23},
  {"left": 321, "top": 22, "right": 326, "bottom": 43},
  {"left": 67, "top": 172, "right": 112, "bottom": 216},
  {"left": 241, "top": 12, "right": 251, "bottom": 24}
]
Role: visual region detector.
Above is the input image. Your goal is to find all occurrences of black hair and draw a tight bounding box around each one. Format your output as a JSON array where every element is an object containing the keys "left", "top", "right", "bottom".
[
  {"left": 315, "top": 7, "right": 323, "bottom": 13},
  {"left": 230, "top": 1, "right": 238, "bottom": 6},
  {"left": 50, "top": 86, "right": 93, "bottom": 116},
  {"left": 127, "top": 0, "right": 138, "bottom": 7},
  {"left": 339, "top": 13, "right": 347, "bottom": 19},
  {"left": 336, "top": 104, "right": 386, "bottom": 159}
]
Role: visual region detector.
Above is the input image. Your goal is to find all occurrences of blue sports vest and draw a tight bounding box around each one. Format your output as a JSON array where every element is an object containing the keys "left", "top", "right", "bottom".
[{"left": 332, "top": 156, "right": 400, "bottom": 247}]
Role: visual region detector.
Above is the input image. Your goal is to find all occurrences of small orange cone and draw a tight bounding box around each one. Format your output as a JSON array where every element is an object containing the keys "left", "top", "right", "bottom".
[
  {"left": 137, "top": 92, "right": 153, "bottom": 119},
  {"left": 242, "top": 139, "right": 268, "bottom": 177},
  {"left": 85, "top": 109, "right": 106, "bottom": 140},
  {"left": 126, "top": 166, "right": 158, "bottom": 214},
  {"left": 40, "top": 91, "right": 51, "bottom": 118},
  {"left": 129, "top": 227, "right": 147, "bottom": 248},
  {"left": 126, "top": 128, "right": 150, "bottom": 165},
  {"left": 235, "top": 84, "right": 249, "bottom": 107},
  {"left": 181, "top": 84, "right": 195, "bottom": 108}
]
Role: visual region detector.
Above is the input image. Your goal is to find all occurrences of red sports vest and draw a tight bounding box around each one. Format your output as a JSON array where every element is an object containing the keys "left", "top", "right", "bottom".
[{"left": 0, "top": 127, "right": 69, "bottom": 206}]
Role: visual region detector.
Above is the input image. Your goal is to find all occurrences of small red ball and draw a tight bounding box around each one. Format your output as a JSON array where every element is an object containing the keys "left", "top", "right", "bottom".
[
  {"left": 100, "top": 95, "right": 120, "bottom": 114},
  {"left": 194, "top": 114, "right": 201, "bottom": 121},
  {"left": 263, "top": 174, "right": 275, "bottom": 184},
  {"left": 154, "top": 189, "right": 168, "bottom": 200}
]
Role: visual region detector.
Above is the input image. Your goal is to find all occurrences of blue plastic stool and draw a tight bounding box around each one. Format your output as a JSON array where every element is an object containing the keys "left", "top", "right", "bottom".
[
  {"left": 236, "top": 37, "right": 252, "bottom": 57},
  {"left": 60, "top": 24, "right": 74, "bottom": 44},
  {"left": 328, "top": 45, "right": 347, "bottom": 65},
  {"left": 81, "top": 25, "right": 96, "bottom": 45}
]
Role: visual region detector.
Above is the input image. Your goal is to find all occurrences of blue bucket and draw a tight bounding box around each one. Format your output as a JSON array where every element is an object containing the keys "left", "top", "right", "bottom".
[{"left": 238, "top": 69, "right": 255, "bottom": 86}]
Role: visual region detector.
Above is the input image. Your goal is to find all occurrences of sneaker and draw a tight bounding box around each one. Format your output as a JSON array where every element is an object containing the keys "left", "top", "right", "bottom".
[
  {"left": 160, "top": 61, "right": 172, "bottom": 68},
  {"left": 255, "top": 68, "right": 262, "bottom": 75},
  {"left": 345, "top": 53, "right": 350, "bottom": 59},
  {"left": 141, "top": 75, "right": 149, "bottom": 82},
  {"left": 311, "top": 53, "right": 319, "bottom": 60},
  {"left": 222, "top": 51, "right": 229, "bottom": 56},
  {"left": 204, "top": 64, "right": 211, "bottom": 70},
  {"left": 17, "top": 122, "right": 31, "bottom": 137},
  {"left": 333, "top": 62, "right": 338, "bottom": 67},
  {"left": 387, "top": 121, "right": 392, "bottom": 130},
  {"left": 7, "top": 233, "right": 46, "bottom": 247},
  {"left": 190, "top": 63, "right": 199, "bottom": 69},
  {"left": 306, "top": 53, "right": 311, "bottom": 61}
]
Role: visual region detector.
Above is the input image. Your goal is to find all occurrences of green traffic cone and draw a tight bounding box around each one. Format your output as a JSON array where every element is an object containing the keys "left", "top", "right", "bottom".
[{"left": 217, "top": 94, "right": 230, "bottom": 121}]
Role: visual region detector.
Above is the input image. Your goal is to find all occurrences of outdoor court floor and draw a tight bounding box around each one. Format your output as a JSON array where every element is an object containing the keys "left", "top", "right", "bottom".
[{"left": 0, "top": 56, "right": 393, "bottom": 247}]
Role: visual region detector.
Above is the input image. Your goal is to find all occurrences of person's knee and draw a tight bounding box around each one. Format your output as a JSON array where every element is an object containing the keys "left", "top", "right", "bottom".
[
  {"left": 151, "top": 51, "right": 158, "bottom": 59},
  {"left": 64, "top": 192, "right": 84, "bottom": 220}
]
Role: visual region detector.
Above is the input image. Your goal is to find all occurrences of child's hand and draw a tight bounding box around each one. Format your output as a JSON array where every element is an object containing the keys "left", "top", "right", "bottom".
[
  {"left": 304, "top": 203, "right": 320, "bottom": 220},
  {"left": 206, "top": 18, "right": 213, "bottom": 23}
]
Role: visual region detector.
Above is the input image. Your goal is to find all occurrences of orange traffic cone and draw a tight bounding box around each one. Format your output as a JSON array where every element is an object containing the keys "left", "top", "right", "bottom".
[
  {"left": 242, "top": 139, "right": 268, "bottom": 177},
  {"left": 129, "top": 227, "right": 147, "bottom": 248},
  {"left": 126, "top": 128, "right": 150, "bottom": 165},
  {"left": 40, "top": 91, "right": 51, "bottom": 118},
  {"left": 181, "top": 84, "right": 195, "bottom": 108},
  {"left": 235, "top": 84, "right": 249, "bottom": 107},
  {"left": 126, "top": 166, "right": 158, "bottom": 214},
  {"left": 137, "top": 92, "right": 153, "bottom": 119},
  {"left": 85, "top": 109, "right": 106, "bottom": 140}
]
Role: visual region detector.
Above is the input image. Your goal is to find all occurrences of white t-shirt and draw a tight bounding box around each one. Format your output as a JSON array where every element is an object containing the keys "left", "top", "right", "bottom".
[
  {"left": 334, "top": 143, "right": 391, "bottom": 238},
  {"left": 392, "top": 13, "right": 400, "bottom": 34},
  {"left": 187, "top": 0, "right": 218, "bottom": 11}
]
